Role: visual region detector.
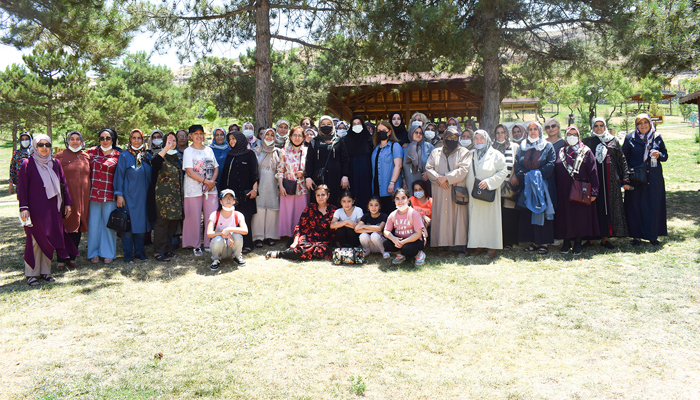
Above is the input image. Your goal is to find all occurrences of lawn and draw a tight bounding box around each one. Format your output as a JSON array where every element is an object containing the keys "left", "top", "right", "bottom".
[{"left": 0, "top": 124, "right": 699, "bottom": 399}]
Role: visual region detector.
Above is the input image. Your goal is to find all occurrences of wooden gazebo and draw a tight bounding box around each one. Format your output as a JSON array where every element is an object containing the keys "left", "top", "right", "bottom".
[
  {"left": 327, "top": 72, "right": 483, "bottom": 123},
  {"left": 627, "top": 91, "right": 677, "bottom": 114}
]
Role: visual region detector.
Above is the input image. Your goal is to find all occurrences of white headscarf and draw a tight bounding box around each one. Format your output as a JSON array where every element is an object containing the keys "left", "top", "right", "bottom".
[
  {"left": 473, "top": 129, "right": 492, "bottom": 160},
  {"left": 32, "top": 134, "right": 62, "bottom": 210},
  {"left": 521, "top": 121, "right": 547, "bottom": 152},
  {"left": 634, "top": 113, "right": 659, "bottom": 162},
  {"left": 274, "top": 119, "right": 290, "bottom": 148},
  {"left": 590, "top": 117, "right": 615, "bottom": 164}
]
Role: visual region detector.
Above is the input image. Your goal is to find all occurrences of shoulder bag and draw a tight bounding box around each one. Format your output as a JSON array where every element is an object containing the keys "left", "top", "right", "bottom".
[
  {"left": 312, "top": 143, "right": 334, "bottom": 184},
  {"left": 628, "top": 161, "right": 648, "bottom": 186},
  {"left": 471, "top": 161, "right": 496, "bottom": 202},
  {"left": 445, "top": 153, "right": 469, "bottom": 205},
  {"left": 107, "top": 207, "right": 131, "bottom": 232},
  {"left": 562, "top": 145, "right": 593, "bottom": 205}
]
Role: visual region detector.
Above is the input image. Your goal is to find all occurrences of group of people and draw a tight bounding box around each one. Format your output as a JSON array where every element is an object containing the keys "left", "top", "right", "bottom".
[{"left": 12, "top": 112, "right": 668, "bottom": 284}]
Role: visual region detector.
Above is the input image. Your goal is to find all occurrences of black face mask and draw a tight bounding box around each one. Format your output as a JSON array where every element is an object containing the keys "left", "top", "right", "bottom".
[
  {"left": 320, "top": 125, "right": 333, "bottom": 135},
  {"left": 377, "top": 130, "right": 389, "bottom": 141},
  {"left": 443, "top": 139, "right": 458, "bottom": 151}
]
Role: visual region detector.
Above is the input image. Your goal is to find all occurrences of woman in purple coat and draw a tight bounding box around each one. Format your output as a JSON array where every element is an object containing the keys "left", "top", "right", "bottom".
[
  {"left": 553, "top": 126, "right": 599, "bottom": 255},
  {"left": 18, "top": 134, "right": 78, "bottom": 286}
]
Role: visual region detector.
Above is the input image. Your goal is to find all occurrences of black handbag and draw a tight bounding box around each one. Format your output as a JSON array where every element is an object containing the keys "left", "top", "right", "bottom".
[
  {"left": 471, "top": 162, "right": 496, "bottom": 202},
  {"left": 445, "top": 154, "right": 469, "bottom": 205},
  {"left": 107, "top": 207, "right": 131, "bottom": 232},
  {"left": 629, "top": 161, "right": 648, "bottom": 186},
  {"left": 283, "top": 178, "right": 297, "bottom": 195},
  {"left": 312, "top": 144, "right": 334, "bottom": 184}
]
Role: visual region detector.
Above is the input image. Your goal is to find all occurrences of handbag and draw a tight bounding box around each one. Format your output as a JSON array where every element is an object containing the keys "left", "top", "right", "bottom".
[
  {"left": 445, "top": 153, "right": 469, "bottom": 205},
  {"left": 107, "top": 207, "right": 131, "bottom": 232},
  {"left": 313, "top": 143, "right": 334, "bottom": 184},
  {"left": 471, "top": 162, "right": 496, "bottom": 203},
  {"left": 569, "top": 180, "right": 593, "bottom": 205},
  {"left": 282, "top": 178, "right": 297, "bottom": 195},
  {"left": 629, "top": 161, "right": 648, "bottom": 186},
  {"left": 500, "top": 180, "right": 520, "bottom": 200},
  {"left": 332, "top": 247, "right": 366, "bottom": 265}
]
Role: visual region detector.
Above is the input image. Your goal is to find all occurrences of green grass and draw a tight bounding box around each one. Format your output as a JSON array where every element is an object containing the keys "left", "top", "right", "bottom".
[{"left": 1, "top": 128, "right": 699, "bottom": 399}]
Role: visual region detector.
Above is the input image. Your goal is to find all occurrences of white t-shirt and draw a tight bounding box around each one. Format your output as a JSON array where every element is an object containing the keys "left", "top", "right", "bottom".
[
  {"left": 333, "top": 206, "right": 364, "bottom": 223},
  {"left": 183, "top": 146, "right": 219, "bottom": 198},
  {"left": 209, "top": 210, "right": 242, "bottom": 233}
]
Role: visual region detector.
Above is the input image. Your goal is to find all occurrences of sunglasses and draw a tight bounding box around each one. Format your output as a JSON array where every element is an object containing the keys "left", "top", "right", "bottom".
[
  {"left": 593, "top": 124, "right": 605, "bottom": 128},
  {"left": 545, "top": 124, "right": 558, "bottom": 130},
  {"left": 35, "top": 142, "right": 52, "bottom": 148},
  {"left": 99, "top": 136, "right": 112, "bottom": 142}
]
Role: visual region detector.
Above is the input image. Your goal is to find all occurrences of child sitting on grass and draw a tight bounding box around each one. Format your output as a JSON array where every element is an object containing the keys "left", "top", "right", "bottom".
[
  {"left": 354, "top": 196, "right": 389, "bottom": 258},
  {"left": 330, "top": 190, "right": 363, "bottom": 248},
  {"left": 206, "top": 189, "right": 248, "bottom": 271}
]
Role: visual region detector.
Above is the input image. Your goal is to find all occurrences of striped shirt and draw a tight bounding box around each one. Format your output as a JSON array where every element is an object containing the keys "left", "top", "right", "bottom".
[{"left": 87, "top": 146, "right": 121, "bottom": 202}]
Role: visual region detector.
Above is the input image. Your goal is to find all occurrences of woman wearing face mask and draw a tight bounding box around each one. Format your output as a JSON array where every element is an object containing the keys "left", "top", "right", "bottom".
[
  {"left": 240, "top": 122, "right": 259, "bottom": 150},
  {"left": 553, "top": 126, "right": 599, "bottom": 255},
  {"left": 425, "top": 127, "right": 471, "bottom": 252},
  {"left": 209, "top": 127, "right": 231, "bottom": 190},
  {"left": 305, "top": 115, "right": 351, "bottom": 207},
  {"left": 18, "top": 134, "right": 78, "bottom": 286},
  {"left": 86, "top": 128, "right": 121, "bottom": 263},
  {"left": 403, "top": 124, "right": 434, "bottom": 196},
  {"left": 335, "top": 121, "right": 349, "bottom": 138},
  {"left": 54, "top": 131, "right": 90, "bottom": 269},
  {"left": 622, "top": 113, "right": 668, "bottom": 246},
  {"left": 148, "top": 129, "right": 164, "bottom": 156},
  {"left": 9, "top": 132, "right": 33, "bottom": 195},
  {"left": 345, "top": 115, "right": 374, "bottom": 210},
  {"left": 512, "top": 121, "right": 557, "bottom": 254},
  {"left": 252, "top": 128, "right": 281, "bottom": 248},
  {"left": 371, "top": 121, "right": 404, "bottom": 213},
  {"left": 466, "top": 130, "right": 508, "bottom": 259},
  {"left": 278, "top": 126, "right": 310, "bottom": 239},
  {"left": 460, "top": 129, "right": 474, "bottom": 150},
  {"left": 410, "top": 112, "right": 429, "bottom": 128},
  {"left": 220, "top": 130, "right": 259, "bottom": 253},
  {"left": 149, "top": 132, "right": 184, "bottom": 262},
  {"left": 446, "top": 117, "right": 462, "bottom": 137},
  {"left": 582, "top": 118, "right": 630, "bottom": 249},
  {"left": 114, "top": 129, "right": 153, "bottom": 263},
  {"left": 274, "top": 119, "right": 291, "bottom": 149},
  {"left": 492, "top": 124, "right": 521, "bottom": 250},
  {"left": 389, "top": 112, "right": 410, "bottom": 148},
  {"left": 424, "top": 122, "right": 442, "bottom": 148}
]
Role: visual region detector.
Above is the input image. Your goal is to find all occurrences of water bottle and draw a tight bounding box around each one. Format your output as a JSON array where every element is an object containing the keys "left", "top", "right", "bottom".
[{"left": 651, "top": 156, "right": 657, "bottom": 168}]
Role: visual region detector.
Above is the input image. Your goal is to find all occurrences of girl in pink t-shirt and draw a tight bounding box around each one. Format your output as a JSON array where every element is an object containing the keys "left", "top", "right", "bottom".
[{"left": 383, "top": 188, "right": 426, "bottom": 266}]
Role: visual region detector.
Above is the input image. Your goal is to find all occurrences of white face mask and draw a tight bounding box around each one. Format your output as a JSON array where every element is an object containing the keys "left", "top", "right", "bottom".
[
  {"left": 566, "top": 135, "right": 579, "bottom": 146},
  {"left": 131, "top": 143, "right": 144, "bottom": 151},
  {"left": 243, "top": 129, "right": 255, "bottom": 139},
  {"left": 167, "top": 149, "right": 178, "bottom": 155},
  {"left": 412, "top": 120, "right": 422, "bottom": 127},
  {"left": 527, "top": 136, "right": 539, "bottom": 144},
  {"left": 336, "top": 129, "right": 348, "bottom": 138},
  {"left": 424, "top": 130, "right": 436, "bottom": 140},
  {"left": 264, "top": 139, "right": 275, "bottom": 146},
  {"left": 496, "top": 139, "right": 505, "bottom": 144},
  {"left": 448, "top": 125, "right": 458, "bottom": 130},
  {"left": 101, "top": 145, "right": 113, "bottom": 152},
  {"left": 352, "top": 125, "right": 363, "bottom": 133},
  {"left": 414, "top": 190, "right": 424, "bottom": 199},
  {"left": 396, "top": 203, "right": 409, "bottom": 212},
  {"left": 21, "top": 140, "right": 31, "bottom": 148},
  {"left": 460, "top": 139, "right": 471, "bottom": 147},
  {"left": 69, "top": 146, "right": 81, "bottom": 153},
  {"left": 222, "top": 205, "right": 235, "bottom": 212},
  {"left": 151, "top": 138, "right": 163, "bottom": 147}
]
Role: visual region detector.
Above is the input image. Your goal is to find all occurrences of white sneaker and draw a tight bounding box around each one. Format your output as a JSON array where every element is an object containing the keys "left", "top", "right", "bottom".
[
  {"left": 382, "top": 252, "right": 391, "bottom": 259},
  {"left": 414, "top": 251, "right": 426, "bottom": 266},
  {"left": 193, "top": 247, "right": 203, "bottom": 257},
  {"left": 392, "top": 254, "right": 406, "bottom": 265}
]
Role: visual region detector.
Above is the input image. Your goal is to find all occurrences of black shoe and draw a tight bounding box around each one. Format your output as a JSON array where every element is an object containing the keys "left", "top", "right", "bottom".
[
  {"left": 631, "top": 239, "right": 641, "bottom": 246},
  {"left": 572, "top": 241, "right": 583, "bottom": 255},
  {"left": 581, "top": 240, "right": 594, "bottom": 249},
  {"left": 233, "top": 256, "right": 246, "bottom": 266},
  {"left": 210, "top": 260, "right": 220, "bottom": 271},
  {"left": 601, "top": 241, "right": 615, "bottom": 249},
  {"left": 650, "top": 239, "right": 661, "bottom": 246},
  {"left": 560, "top": 240, "right": 571, "bottom": 254}
]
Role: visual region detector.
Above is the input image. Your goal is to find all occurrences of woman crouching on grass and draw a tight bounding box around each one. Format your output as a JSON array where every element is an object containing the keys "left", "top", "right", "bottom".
[
  {"left": 207, "top": 189, "right": 248, "bottom": 271},
  {"left": 383, "top": 188, "right": 426, "bottom": 266}
]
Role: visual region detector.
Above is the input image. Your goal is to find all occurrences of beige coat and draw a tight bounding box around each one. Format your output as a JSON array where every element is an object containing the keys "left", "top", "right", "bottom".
[
  {"left": 466, "top": 148, "right": 508, "bottom": 249},
  {"left": 425, "top": 146, "right": 472, "bottom": 247}
]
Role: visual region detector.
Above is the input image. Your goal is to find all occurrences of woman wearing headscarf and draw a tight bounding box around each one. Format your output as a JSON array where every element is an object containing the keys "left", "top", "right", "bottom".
[
  {"left": 493, "top": 124, "right": 520, "bottom": 250},
  {"left": 278, "top": 126, "right": 309, "bottom": 239},
  {"left": 54, "top": 131, "right": 90, "bottom": 269},
  {"left": 148, "top": 129, "right": 164, "bottom": 156},
  {"left": 425, "top": 127, "right": 471, "bottom": 251},
  {"left": 466, "top": 130, "right": 508, "bottom": 258},
  {"left": 622, "top": 113, "right": 668, "bottom": 246},
  {"left": 148, "top": 132, "right": 183, "bottom": 262},
  {"left": 544, "top": 117, "right": 566, "bottom": 154},
  {"left": 210, "top": 127, "right": 230, "bottom": 190},
  {"left": 252, "top": 127, "right": 280, "bottom": 248},
  {"left": 389, "top": 111, "right": 410, "bottom": 147},
  {"left": 18, "top": 134, "right": 78, "bottom": 285},
  {"left": 510, "top": 123, "right": 527, "bottom": 145},
  {"left": 403, "top": 123, "right": 435, "bottom": 196},
  {"left": 460, "top": 129, "right": 474, "bottom": 150},
  {"left": 336, "top": 121, "right": 349, "bottom": 138},
  {"left": 304, "top": 126, "right": 317, "bottom": 146},
  {"left": 220, "top": 130, "right": 259, "bottom": 253},
  {"left": 9, "top": 132, "right": 33, "bottom": 195},
  {"left": 553, "top": 126, "right": 599, "bottom": 255},
  {"left": 241, "top": 122, "right": 259, "bottom": 149},
  {"left": 87, "top": 128, "right": 121, "bottom": 263},
  {"left": 346, "top": 115, "right": 374, "bottom": 210},
  {"left": 446, "top": 118, "right": 462, "bottom": 136},
  {"left": 300, "top": 117, "right": 313, "bottom": 130},
  {"left": 513, "top": 121, "right": 557, "bottom": 254},
  {"left": 582, "top": 118, "right": 630, "bottom": 248},
  {"left": 114, "top": 129, "right": 153, "bottom": 263},
  {"left": 364, "top": 121, "right": 375, "bottom": 137},
  {"left": 305, "top": 115, "right": 351, "bottom": 207},
  {"left": 371, "top": 121, "right": 404, "bottom": 213},
  {"left": 424, "top": 122, "right": 442, "bottom": 148},
  {"left": 274, "top": 119, "right": 291, "bottom": 149}
]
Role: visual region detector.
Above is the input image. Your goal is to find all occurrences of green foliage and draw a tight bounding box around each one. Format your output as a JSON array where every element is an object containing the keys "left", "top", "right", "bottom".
[
  {"left": 203, "top": 103, "right": 218, "bottom": 124},
  {"left": 348, "top": 375, "right": 366, "bottom": 396}
]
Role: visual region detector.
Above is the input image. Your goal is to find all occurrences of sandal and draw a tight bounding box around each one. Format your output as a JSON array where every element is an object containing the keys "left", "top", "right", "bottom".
[
  {"left": 537, "top": 245, "right": 549, "bottom": 255},
  {"left": 165, "top": 251, "right": 178, "bottom": 259},
  {"left": 242, "top": 247, "right": 252, "bottom": 254},
  {"left": 524, "top": 244, "right": 538, "bottom": 252},
  {"left": 264, "top": 239, "right": 276, "bottom": 246},
  {"left": 56, "top": 262, "right": 66, "bottom": 271},
  {"left": 155, "top": 254, "right": 171, "bottom": 262},
  {"left": 27, "top": 276, "right": 40, "bottom": 286},
  {"left": 40, "top": 274, "right": 56, "bottom": 282},
  {"left": 254, "top": 240, "right": 264, "bottom": 248}
]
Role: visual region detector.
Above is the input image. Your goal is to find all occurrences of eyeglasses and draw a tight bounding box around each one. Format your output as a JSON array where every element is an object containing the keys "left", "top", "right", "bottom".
[
  {"left": 545, "top": 125, "right": 558, "bottom": 130},
  {"left": 99, "top": 136, "right": 112, "bottom": 142},
  {"left": 35, "top": 142, "right": 51, "bottom": 148},
  {"left": 593, "top": 124, "right": 605, "bottom": 128}
]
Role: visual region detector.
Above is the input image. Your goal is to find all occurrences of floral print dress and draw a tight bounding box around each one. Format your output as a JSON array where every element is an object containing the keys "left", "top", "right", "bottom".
[{"left": 289, "top": 203, "right": 338, "bottom": 260}]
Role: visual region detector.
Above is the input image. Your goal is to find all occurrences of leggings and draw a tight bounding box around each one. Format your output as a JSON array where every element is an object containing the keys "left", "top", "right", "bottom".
[
  {"left": 383, "top": 238, "right": 425, "bottom": 258},
  {"left": 335, "top": 226, "right": 360, "bottom": 247}
]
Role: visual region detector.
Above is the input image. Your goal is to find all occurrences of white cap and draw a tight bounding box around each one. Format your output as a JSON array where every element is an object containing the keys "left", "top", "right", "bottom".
[{"left": 219, "top": 189, "right": 236, "bottom": 199}]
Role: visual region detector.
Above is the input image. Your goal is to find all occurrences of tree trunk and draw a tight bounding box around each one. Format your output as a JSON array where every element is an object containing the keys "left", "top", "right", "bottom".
[
  {"left": 480, "top": 13, "right": 500, "bottom": 134},
  {"left": 12, "top": 120, "right": 18, "bottom": 152},
  {"left": 255, "top": 0, "right": 272, "bottom": 130}
]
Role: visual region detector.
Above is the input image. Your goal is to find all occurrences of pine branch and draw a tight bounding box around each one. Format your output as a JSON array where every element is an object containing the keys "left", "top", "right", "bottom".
[{"left": 270, "top": 34, "right": 337, "bottom": 53}]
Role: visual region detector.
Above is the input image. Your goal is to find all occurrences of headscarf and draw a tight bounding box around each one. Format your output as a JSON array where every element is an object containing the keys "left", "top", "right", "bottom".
[
  {"left": 364, "top": 121, "right": 375, "bottom": 136},
  {"left": 564, "top": 126, "right": 581, "bottom": 150},
  {"left": 227, "top": 131, "right": 249, "bottom": 157},
  {"left": 492, "top": 124, "right": 510, "bottom": 154},
  {"left": 388, "top": 111, "right": 409, "bottom": 145},
  {"left": 64, "top": 131, "right": 84, "bottom": 150},
  {"left": 315, "top": 115, "right": 340, "bottom": 146},
  {"left": 423, "top": 122, "right": 440, "bottom": 145},
  {"left": 345, "top": 115, "right": 373, "bottom": 158},
  {"left": 590, "top": 117, "right": 615, "bottom": 164},
  {"left": 442, "top": 127, "right": 461, "bottom": 156},
  {"left": 446, "top": 117, "right": 462, "bottom": 135},
  {"left": 634, "top": 113, "right": 659, "bottom": 162},
  {"left": 406, "top": 124, "right": 427, "bottom": 173},
  {"left": 521, "top": 121, "right": 547, "bottom": 152},
  {"left": 274, "top": 119, "right": 290, "bottom": 148},
  {"left": 210, "top": 127, "right": 230, "bottom": 151},
  {"left": 511, "top": 123, "right": 527, "bottom": 144},
  {"left": 149, "top": 129, "right": 164, "bottom": 152},
  {"left": 32, "top": 134, "right": 62, "bottom": 210},
  {"left": 98, "top": 128, "right": 118, "bottom": 148},
  {"left": 19, "top": 132, "right": 34, "bottom": 156},
  {"left": 128, "top": 129, "right": 147, "bottom": 169},
  {"left": 241, "top": 122, "right": 258, "bottom": 149},
  {"left": 473, "top": 129, "right": 492, "bottom": 160}
]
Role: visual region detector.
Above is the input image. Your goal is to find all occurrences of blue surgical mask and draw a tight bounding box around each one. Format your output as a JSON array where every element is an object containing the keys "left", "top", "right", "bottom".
[{"left": 474, "top": 143, "right": 486, "bottom": 150}]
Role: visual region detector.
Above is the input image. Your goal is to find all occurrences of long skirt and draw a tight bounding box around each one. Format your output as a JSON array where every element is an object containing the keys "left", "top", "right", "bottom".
[
  {"left": 278, "top": 194, "right": 309, "bottom": 237},
  {"left": 518, "top": 211, "right": 554, "bottom": 245}
]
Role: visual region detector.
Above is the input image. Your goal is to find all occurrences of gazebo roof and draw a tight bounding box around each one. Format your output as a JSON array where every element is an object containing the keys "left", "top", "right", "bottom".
[
  {"left": 501, "top": 97, "right": 540, "bottom": 111},
  {"left": 627, "top": 92, "right": 676, "bottom": 102},
  {"left": 679, "top": 90, "right": 700, "bottom": 105}
]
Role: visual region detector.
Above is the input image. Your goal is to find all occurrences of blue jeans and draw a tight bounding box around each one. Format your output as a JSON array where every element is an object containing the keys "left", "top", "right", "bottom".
[
  {"left": 122, "top": 231, "right": 145, "bottom": 261},
  {"left": 87, "top": 201, "right": 117, "bottom": 259}
]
